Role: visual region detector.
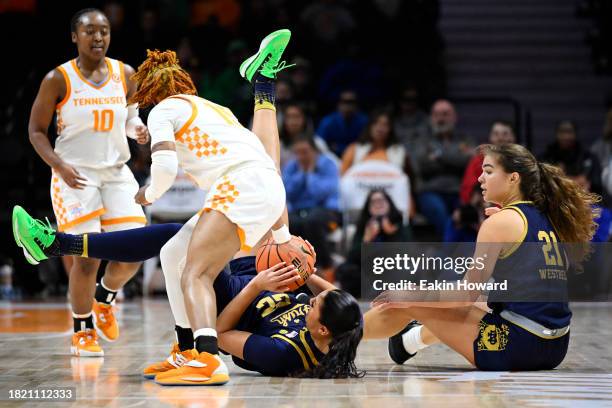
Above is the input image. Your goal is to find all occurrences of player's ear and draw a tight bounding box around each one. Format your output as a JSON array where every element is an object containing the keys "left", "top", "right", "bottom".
[
  {"left": 509, "top": 172, "right": 520, "bottom": 185},
  {"left": 71, "top": 32, "right": 78, "bottom": 44},
  {"left": 319, "top": 325, "right": 330, "bottom": 337}
]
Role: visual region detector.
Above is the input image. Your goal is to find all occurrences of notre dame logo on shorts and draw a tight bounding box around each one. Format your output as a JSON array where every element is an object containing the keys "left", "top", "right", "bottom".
[{"left": 477, "top": 321, "right": 509, "bottom": 351}]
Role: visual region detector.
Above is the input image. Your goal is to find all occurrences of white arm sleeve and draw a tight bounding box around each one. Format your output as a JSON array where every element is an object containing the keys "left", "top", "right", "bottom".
[
  {"left": 125, "top": 104, "right": 145, "bottom": 139},
  {"left": 144, "top": 150, "right": 179, "bottom": 203}
]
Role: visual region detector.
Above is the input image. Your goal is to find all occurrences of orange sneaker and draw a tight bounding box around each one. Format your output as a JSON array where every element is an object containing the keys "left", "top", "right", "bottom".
[
  {"left": 93, "top": 301, "right": 119, "bottom": 342},
  {"left": 71, "top": 329, "right": 104, "bottom": 357},
  {"left": 155, "top": 351, "right": 229, "bottom": 386},
  {"left": 143, "top": 343, "right": 197, "bottom": 379}
]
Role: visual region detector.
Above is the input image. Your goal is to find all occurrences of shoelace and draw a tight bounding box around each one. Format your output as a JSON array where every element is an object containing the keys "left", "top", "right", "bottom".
[
  {"left": 260, "top": 60, "right": 295, "bottom": 78},
  {"left": 97, "top": 306, "right": 115, "bottom": 326},
  {"left": 30, "top": 217, "right": 56, "bottom": 248},
  {"left": 77, "top": 331, "right": 98, "bottom": 345}
]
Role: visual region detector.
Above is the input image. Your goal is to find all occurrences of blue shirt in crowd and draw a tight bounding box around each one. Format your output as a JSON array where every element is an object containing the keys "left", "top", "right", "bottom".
[
  {"left": 282, "top": 155, "right": 339, "bottom": 213},
  {"left": 316, "top": 111, "right": 369, "bottom": 156}
]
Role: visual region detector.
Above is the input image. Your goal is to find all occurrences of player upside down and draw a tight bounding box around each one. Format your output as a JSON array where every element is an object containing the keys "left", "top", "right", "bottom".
[{"left": 13, "top": 29, "right": 364, "bottom": 382}]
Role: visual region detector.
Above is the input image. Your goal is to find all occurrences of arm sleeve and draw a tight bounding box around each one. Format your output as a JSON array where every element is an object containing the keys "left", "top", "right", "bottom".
[
  {"left": 144, "top": 150, "right": 178, "bottom": 203},
  {"left": 242, "top": 334, "right": 302, "bottom": 375}
]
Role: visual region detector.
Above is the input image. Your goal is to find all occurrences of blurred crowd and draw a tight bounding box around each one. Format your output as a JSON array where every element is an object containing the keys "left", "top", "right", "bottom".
[{"left": 1, "top": 0, "right": 611, "bottom": 299}]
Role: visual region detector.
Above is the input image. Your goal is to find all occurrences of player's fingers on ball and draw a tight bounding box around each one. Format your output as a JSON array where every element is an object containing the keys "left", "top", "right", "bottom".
[{"left": 269, "top": 261, "right": 286, "bottom": 271}]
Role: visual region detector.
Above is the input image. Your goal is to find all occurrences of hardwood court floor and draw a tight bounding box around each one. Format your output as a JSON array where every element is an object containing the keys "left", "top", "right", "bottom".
[{"left": 0, "top": 300, "right": 610, "bottom": 407}]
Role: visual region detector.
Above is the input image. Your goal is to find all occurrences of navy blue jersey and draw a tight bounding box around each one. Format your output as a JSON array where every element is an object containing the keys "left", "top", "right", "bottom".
[
  {"left": 488, "top": 201, "right": 572, "bottom": 329},
  {"left": 216, "top": 257, "right": 324, "bottom": 377}
]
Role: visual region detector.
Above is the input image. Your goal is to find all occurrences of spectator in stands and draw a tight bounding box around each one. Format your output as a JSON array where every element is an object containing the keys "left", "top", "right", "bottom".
[
  {"left": 340, "top": 110, "right": 410, "bottom": 175},
  {"left": 316, "top": 90, "right": 369, "bottom": 157},
  {"left": 279, "top": 103, "right": 337, "bottom": 168},
  {"left": 460, "top": 120, "right": 515, "bottom": 204},
  {"left": 444, "top": 185, "right": 485, "bottom": 242},
  {"left": 540, "top": 120, "right": 603, "bottom": 195},
  {"left": 590, "top": 107, "right": 612, "bottom": 204},
  {"left": 299, "top": 0, "right": 356, "bottom": 59},
  {"left": 282, "top": 134, "right": 340, "bottom": 275},
  {"left": 413, "top": 99, "right": 474, "bottom": 237},
  {"left": 394, "top": 85, "right": 429, "bottom": 147},
  {"left": 336, "top": 189, "right": 411, "bottom": 297},
  {"left": 568, "top": 169, "right": 611, "bottom": 243}
]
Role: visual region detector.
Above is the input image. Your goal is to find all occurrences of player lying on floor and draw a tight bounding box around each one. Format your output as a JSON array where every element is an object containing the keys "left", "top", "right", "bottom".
[{"left": 13, "top": 207, "right": 363, "bottom": 380}]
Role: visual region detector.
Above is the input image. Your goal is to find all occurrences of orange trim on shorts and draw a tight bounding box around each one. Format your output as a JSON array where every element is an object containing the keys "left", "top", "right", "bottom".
[
  {"left": 101, "top": 216, "right": 147, "bottom": 226},
  {"left": 57, "top": 208, "right": 106, "bottom": 232},
  {"left": 118, "top": 61, "right": 128, "bottom": 95},
  {"left": 55, "top": 66, "right": 71, "bottom": 109},
  {"left": 168, "top": 95, "right": 198, "bottom": 140},
  {"left": 70, "top": 58, "right": 113, "bottom": 89},
  {"left": 237, "top": 226, "right": 252, "bottom": 251}
]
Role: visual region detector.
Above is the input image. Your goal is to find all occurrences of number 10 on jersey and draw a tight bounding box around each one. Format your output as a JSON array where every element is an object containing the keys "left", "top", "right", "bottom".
[{"left": 93, "top": 109, "right": 114, "bottom": 132}]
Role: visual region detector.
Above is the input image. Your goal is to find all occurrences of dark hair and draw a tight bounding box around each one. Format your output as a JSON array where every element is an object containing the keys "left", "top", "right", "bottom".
[
  {"left": 71, "top": 8, "right": 105, "bottom": 33},
  {"left": 556, "top": 120, "right": 577, "bottom": 135},
  {"left": 357, "top": 110, "right": 398, "bottom": 147},
  {"left": 355, "top": 189, "right": 403, "bottom": 240},
  {"left": 490, "top": 119, "right": 516, "bottom": 136},
  {"left": 479, "top": 143, "right": 599, "bottom": 263},
  {"left": 279, "top": 102, "right": 314, "bottom": 146},
  {"left": 290, "top": 133, "right": 319, "bottom": 152},
  {"left": 304, "top": 290, "right": 364, "bottom": 379}
]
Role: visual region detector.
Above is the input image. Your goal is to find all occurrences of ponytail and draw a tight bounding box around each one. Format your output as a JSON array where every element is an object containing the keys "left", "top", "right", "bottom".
[
  {"left": 536, "top": 162, "right": 600, "bottom": 263},
  {"left": 480, "top": 144, "right": 600, "bottom": 264},
  {"left": 300, "top": 290, "right": 365, "bottom": 379}
]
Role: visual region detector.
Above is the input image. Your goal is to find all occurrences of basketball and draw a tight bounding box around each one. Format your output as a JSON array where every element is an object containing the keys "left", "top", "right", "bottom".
[{"left": 256, "top": 235, "right": 316, "bottom": 291}]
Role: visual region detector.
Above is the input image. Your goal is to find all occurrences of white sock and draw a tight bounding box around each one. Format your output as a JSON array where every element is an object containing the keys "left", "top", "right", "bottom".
[
  {"left": 193, "top": 328, "right": 217, "bottom": 339},
  {"left": 402, "top": 325, "right": 428, "bottom": 355}
]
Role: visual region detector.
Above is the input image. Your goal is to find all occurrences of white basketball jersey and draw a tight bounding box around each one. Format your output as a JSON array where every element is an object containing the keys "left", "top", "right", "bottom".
[
  {"left": 54, "top": 57, "right": 130, "bottom": 169},
  {"left": 147, "top": 94, "right": 276, "bottom": 191}
]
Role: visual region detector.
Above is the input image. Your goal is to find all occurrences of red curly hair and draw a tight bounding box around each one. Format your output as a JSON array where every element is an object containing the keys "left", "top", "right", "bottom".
[{"left": 129, "top": 49, "right": 197, "bottom": 108}]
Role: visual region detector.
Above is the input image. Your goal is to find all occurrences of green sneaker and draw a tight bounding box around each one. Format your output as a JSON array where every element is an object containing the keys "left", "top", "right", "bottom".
[
  {"left": 12, "top": 205, "right": 57, "bottom": 265},
  {"left": 239, "top": 29, "right": 294, "bottom": 82}
]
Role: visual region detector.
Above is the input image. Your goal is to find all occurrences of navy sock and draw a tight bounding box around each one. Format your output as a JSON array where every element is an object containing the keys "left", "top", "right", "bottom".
[
  {"left": 195, "top": 335, "right": 219, "bottom": 355},
  {"left": 253, "top": 73, "right": 276, "bottom": 105},
  {"left": 55, "top": 223, "right": 183, "bottom": 262},
  {"left": 175, "top": 326, "right": 194, "bottom": 351}
]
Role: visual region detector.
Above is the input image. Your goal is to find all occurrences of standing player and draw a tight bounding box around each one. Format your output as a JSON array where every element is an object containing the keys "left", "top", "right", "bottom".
[
  {"left": 366, "top": 144, "right": 598, "bottom": 371},
  {"left": 26, "top": 8, "right": 149, "bottom": 356}
]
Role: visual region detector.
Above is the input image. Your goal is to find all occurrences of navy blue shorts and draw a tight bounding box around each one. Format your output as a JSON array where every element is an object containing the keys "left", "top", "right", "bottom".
[
  {"left": 213, "top": 256, "right": 257, "bottom": 313},
  {"left": 473, "top": 312, "right": 569, "bottom": 371}
]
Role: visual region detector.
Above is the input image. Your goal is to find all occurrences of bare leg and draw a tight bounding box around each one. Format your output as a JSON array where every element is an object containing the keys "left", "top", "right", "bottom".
[
  {"left": 102, "top": 261, "right": 141, "bottom": 291},
  {"left": 363, "top": 306, "right": 440, "bottom": 345},
  {"left": 405, "top": 305, "right": 486, "bottom": 365},
  {"left": 69, "top": 257, "right": 101, "bottom": 314},
  {"left": 181, "top": 210, "right": 241, "bottom": 331}
]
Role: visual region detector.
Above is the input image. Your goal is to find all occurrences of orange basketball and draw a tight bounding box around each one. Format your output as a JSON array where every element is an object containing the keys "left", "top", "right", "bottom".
[{"left": 256, "top": 235, "right": 316, "bottom": 291}]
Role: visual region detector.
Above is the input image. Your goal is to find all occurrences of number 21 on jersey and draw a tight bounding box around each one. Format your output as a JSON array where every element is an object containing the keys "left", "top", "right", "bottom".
[
  {"left": 93, "top": 109, "right": 114, "bottom": 132},
  {"left": 538, "top": 230, "right": 564, "bottom": 267}
]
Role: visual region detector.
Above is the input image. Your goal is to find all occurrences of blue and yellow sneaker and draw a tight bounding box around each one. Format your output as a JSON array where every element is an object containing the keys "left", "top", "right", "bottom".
[
  {"left": 12, "top": 205, "right": 59, "bottom": 265},
  {"left": 239, "top": 29, "right": 294, "bottom": 82}
]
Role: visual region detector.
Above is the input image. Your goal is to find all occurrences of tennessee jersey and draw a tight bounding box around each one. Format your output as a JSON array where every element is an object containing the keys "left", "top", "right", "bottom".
[
  {"left": 488, "top": 201, "right": 572, "bottom": 329},
  {"left": 146, "top": 94, "right": 276, "bottom": 191},
  {"left": 54, "top": 58, "right": 130, "bottom": 168}
]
